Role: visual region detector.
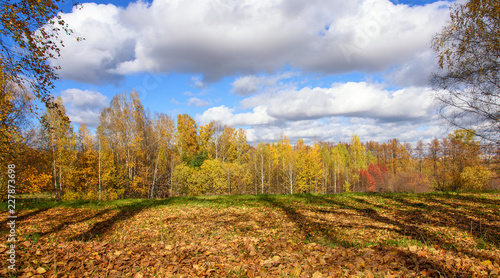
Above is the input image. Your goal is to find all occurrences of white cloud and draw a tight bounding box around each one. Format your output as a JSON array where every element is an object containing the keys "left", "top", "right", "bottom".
[
  {"left": 190, "top": 76, "right": 207, "bottom": 89},
  {"left": 188, "top": 97, "right": 210, "bottom": 107},
  {"left": 231, "top": 72, "right": 295, "bottom": 96},
  {"left": 241, "top": 82, "right": 434, "bottom": 122},
  {"left": 231, "top": 76, "right": 262, "bottom": 96},
  {"left": 199, "top": 81, "right": 443, "bottom": 144},
  {"left": 52, "top": 3, "right": 137, "bottom": 84},
  {"left": 198, "top": 105, "right": 276, "bottom": 126},
  {"left": 53, "top": 0, "right": 451, "bottom": 83},
  {"left": 61, "top": 89, "right": 108, "bottom": 127},
  {"left": 386, "top": 50, "right": 438, "bottom": 87},
  {"left": 244, "top": 116, "right": 449, "bottom": 145}
]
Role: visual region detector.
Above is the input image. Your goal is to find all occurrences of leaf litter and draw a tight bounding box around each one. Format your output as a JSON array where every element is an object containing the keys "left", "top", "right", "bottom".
[{"left": 1, "top": 193, "right": 499, "bottom": 277}]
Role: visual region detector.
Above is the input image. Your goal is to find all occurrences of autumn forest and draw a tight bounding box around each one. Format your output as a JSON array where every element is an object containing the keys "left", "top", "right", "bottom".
[{"left": 4, "top": 90, "right": 495, "bottom": 201}]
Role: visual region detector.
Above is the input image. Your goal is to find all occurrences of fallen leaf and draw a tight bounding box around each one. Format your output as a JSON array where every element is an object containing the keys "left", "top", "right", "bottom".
[
  {"left": 481, "top": 260, "right": 492, "bottom": 266},
  {"left": 312, "top": 271, "right": 323, "bottom": 278},
  {"left": 36, "top": 267, "right": 46, "bottom": 274},
  {"left": 291, "top": 267, "right": 301, "bottom": 276}
]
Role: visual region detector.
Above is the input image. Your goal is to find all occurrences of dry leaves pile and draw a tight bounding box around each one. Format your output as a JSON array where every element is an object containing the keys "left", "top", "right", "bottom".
[{"left": 1, "top": 193, "right": 499, "bottom": 277}]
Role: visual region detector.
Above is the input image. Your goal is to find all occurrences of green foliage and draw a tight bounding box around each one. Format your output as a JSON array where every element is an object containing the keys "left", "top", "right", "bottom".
[{"left": 189, "top": 150, "right": 208, "bottom": 168}]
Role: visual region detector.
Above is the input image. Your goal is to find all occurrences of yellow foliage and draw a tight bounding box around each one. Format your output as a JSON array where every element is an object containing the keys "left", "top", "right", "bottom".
[
  {"left": 103, "top": 188, "right": 125, "bottom": 201},
  {"left": 83, "top": 191, "right": 98, "bottom": 200},
  {"left": 172, "top": 163, "right": 197, "bottom": 196},
  {"left": 61, "top": 191, "right": 80, "bottom": 201},
  {"left": 20, "top": 166, "right": 51, "bottom": 194},
  {"left": 459, "top": 166, "right": 491, "bottom": 191},
  {"left": 61, "top": 188, "right": 124, "bottom": 201},
  {"left": 200, "top": 159, "right": 226, "bottom": 195}
]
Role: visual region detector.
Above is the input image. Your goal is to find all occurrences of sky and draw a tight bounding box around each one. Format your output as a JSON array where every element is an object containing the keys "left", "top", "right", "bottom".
[{"left": 50, "top": 0, "right": 457, "bottom": 145}]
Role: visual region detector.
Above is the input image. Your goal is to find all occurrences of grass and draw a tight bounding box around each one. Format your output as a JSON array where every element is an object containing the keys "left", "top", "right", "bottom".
[
  {"left": 6, "top": 190, "right": 499, "bottom": 210},
  {"left": 1, "top": 191, "right": 499, "bottom": 277}
]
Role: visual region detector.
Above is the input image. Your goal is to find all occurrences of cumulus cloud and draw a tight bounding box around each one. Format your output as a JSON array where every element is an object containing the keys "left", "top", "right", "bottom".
[
  {"left": 52, "top": 3, "right": 137, "bottom": 84},
  {"left": 53, "top": 0, "right": 451, "bottom": 83},
  {"left": 198, "top": 105, "right": 276, "bottom": 126},
  {"left": 199, "top": 81, "right": 442, "bottom": 144},
  {"left": 241, "top": 82, "right": 435, "bottom": 122},
  {"left": 244, "top": 116, "right": 448, "bottom": 145},
  {"left": 61, "top": 89, "right": 108, "bottom": 127},
  {"left": 202, "top": 82, "right": 435, "bottom": 127}
]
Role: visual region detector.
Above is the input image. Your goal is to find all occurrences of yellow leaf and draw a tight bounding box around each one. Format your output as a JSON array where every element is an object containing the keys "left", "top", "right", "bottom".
[
  {"left": 481, "top": 260, "right": 492, "bottom": 266},
  {"left": 36, "top": 267, "right": 46, "bottom": 274},
  {"left": 312, "top": 271, "right": 323, "bottom": 278}
]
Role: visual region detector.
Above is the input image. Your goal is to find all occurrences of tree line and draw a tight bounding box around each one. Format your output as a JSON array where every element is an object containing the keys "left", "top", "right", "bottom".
[{"left": 3, "top": 91, "right": 496, "bottom": 200}]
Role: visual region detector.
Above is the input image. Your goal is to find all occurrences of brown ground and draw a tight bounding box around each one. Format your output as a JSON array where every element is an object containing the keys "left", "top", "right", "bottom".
[{"left": 1, "top": 192, "right": 499, "bottom": 277}]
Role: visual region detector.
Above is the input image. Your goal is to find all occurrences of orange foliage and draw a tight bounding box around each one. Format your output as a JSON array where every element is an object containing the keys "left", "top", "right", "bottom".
[{"left": 20, "top": 166, "right": 52, "bottom": 194}]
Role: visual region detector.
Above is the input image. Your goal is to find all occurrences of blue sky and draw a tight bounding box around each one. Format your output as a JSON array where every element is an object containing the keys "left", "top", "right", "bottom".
[{"left": 51, "top": 0, "right": 456, "bottom": 144}]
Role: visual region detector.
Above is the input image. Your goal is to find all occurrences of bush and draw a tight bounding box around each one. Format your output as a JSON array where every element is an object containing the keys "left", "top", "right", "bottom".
[
  {"left": 60, "top": 189, "right": 125, "bottom": 201},
  {"left": 103, "top": 188, "right": 125, "bottom": 200},
  {"left": 459, "top": 166, "right": 491, "bottom": 191},
  {"left": 83, "top": 191, "right": 98, "bottom": 200},
  {"left": 386, "top": 172, "right": 431, "bottom": 193},
  {"left": 61, "top": 191, "right": 80, "bottom": 201}
]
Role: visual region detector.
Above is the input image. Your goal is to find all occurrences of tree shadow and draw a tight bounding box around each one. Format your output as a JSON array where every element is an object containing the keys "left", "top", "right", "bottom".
[
  {"left": 426, "top": 197, "right": 500, "bottom": 245},
  {"left": 69, "top": 199, "right": 170, "bottom": 241},
  {"left": 369, "top": 194, "right": 500, "bottom": 264},
  {"left": 1, "top": 208, "right": 51, "bottom": 228},
  {"left": 447, "top": 193, "right": 500, "bottom": 207},
  {"left": 36, "top": 208, "right": 112, "bottom": 239},
  {"left": 257, "top": 195, "right": 356, "bottom": 247},
  {"left": 376, "top": 194, "right": 500, "bottom": 248},
  {"left": 257, "top": 194, "right": 492, "bottom": 277}
]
